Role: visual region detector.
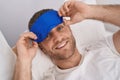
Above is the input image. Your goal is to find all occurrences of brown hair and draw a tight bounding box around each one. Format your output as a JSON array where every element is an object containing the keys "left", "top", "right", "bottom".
[{"left": 28, "top": 9, "right": 53, "bottom": 30}]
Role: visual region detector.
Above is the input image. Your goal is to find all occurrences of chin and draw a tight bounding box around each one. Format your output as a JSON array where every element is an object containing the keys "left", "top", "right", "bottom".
[{"left": 54, "top": 47, "right": 76, "bottom": 60}]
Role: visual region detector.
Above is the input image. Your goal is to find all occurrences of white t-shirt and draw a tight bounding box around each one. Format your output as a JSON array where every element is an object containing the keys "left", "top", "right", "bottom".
[{"left": 43, "top": 35, "right": 120, "bottom": 80}]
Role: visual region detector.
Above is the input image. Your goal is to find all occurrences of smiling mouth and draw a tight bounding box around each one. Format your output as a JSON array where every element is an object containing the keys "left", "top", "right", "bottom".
[{"left": 55, "top": 40, "right": 68, "bottom": 49}]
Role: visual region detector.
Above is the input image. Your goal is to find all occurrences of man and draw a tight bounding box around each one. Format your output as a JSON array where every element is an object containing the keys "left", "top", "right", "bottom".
[{"left": 13, "top": 1, "right": 120, "bottom": 80}]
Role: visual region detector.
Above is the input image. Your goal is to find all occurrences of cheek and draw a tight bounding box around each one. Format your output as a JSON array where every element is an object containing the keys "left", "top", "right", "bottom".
[
  {"left": 65, "top": 27, "right": 73, "bottom": 36},
  {"left": 65, "top": 30, "right": 73, "bottom": 40},
  {"left": 41, "top": 41, "right": 53, "bottom": 53}
]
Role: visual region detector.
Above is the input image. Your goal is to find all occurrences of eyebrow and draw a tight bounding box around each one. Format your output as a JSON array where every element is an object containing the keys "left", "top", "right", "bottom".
[{"left": 57, "top": 23, "right": 64, "bottom": 27}]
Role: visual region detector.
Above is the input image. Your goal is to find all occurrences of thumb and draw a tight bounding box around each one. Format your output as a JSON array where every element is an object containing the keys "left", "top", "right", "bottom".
[
  {"left": 29, "top": 42, "right": 38, "bottom": 57},
  {"left": 65, "top": 20, "right": 74, "bottom": 25},
  {"left": 31, "top": 42, "right": 38, "bottom": 51},
  {"left": 32, "top": 42, "right": 38, "bottom": 49},
  {"left": 63, "top": 19, "right": 72, "bottom": 25},
  {"left": 63, "top": 17, "right": 77, "bottom": 25}
]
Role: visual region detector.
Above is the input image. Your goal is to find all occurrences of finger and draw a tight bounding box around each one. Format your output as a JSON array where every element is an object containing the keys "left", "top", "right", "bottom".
[
  {"left": 59, "top": 1, "right": 71, "bottom": 17},
  {"left": 29, "top": 41, "right": 38, "bottom": 47},
  {"left": 17, "top": 32, "right": 37, "bottom": 46},
  {"left": 58, "top": 4, "right": 65, "bottom": 16},
  {"left": 64, "top": 18, "right": 75, "bottom": 25},
  {"left": 20, "top": 32, "right": 37, "bottom": 41},
  {"left": 63, "top": 19, "right": 67, "bottom": 26},
  {"left": 59, "top": 1, "right": 70, "bottom": 17},
  {"left": 32, "top": 42, "right": 38, "bottom": 48},
  {"left": 58, "top": 7, "right": 63, "bottom": 17},
  {"left": 59, "top": 7, "right": 66, "bottom": 17},
  {"left": 30, "top": 42, "right": 38, "bottom": 52},
  {"left": 66, "top": 9, "right": 73, "bottom": 16},
  {"left": 63, "top": 1, "right": 71, "bottom": 12}
]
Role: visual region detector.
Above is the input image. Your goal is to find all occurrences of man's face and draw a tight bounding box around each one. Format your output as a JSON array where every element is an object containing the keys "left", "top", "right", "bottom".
[{"left": 38, "top": 23, "right": 76, "bottom": 61}]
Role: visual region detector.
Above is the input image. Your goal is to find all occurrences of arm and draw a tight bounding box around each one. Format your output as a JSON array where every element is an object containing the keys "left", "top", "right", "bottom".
[
  {"left": 88, "top": 5, "right": 120, "bottom": 26},
  {"left": 13, "top": 32, "right": 38, "bottom": 80},
  {"left": 90, "top": 5, "right": 120, "bottom": 53},
  {"left": 58, "top": 1, "right": 120, "bottom": 26},
  {"left": 58, "top": 1, "right": 120, "bottom": 53},
  {"left": 13, "top": 60, "right": 32, "bottom": 80}
]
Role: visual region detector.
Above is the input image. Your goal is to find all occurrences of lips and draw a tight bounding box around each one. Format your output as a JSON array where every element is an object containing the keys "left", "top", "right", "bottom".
[{"left": 55, "top": 40, "right": 68, "bottom": 49}]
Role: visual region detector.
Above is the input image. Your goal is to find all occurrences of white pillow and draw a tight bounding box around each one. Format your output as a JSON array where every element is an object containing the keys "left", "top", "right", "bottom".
[
  {"left": 0, "top": 30, "right": 16, "bottom": 80},
  {"left": 32, "top": 0, "right": 106, "bottom": 80}
]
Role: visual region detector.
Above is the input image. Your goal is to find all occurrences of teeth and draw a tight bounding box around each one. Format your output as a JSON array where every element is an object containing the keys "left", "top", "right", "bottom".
[{"left": 56, "top": 41, "right": 67, "bottom": 49}]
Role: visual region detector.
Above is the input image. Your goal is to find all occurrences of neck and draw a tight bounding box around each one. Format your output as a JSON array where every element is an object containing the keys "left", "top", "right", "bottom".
[{"left": 54, "top": 48, "right": 82, "bottom": 69}]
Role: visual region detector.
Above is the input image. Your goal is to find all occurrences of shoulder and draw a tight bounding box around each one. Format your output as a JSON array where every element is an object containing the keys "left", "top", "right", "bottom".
[
  {"left": 80, "top": 38, "right": 107, "bottom": 53},
  {"left": 80, "top": 34, "right": 120, "bottom": 57}
]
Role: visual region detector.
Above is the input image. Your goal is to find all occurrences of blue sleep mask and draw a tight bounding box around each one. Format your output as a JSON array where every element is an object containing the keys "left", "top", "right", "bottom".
[{"left": 30, "top": 10, "right": 63, "bottom": 43}]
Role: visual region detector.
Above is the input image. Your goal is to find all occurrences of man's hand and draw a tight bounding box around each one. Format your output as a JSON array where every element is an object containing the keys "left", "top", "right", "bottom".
[
  {"left": 13, "top": 32, "right": 38, "bottom": 80},
  {"left": 58, "top": 1, "right": 91, "bottom": 25},
  {"left": 16, "top": 32, "right": 38, "bottom": 63}
]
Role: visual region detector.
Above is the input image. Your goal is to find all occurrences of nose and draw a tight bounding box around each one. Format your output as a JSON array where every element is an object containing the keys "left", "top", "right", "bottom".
[{"left": 52, "top": 31, "right": 62, "bottom": 43}]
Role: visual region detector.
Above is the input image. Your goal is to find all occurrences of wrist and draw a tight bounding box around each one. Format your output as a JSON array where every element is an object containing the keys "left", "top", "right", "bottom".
[
  {"left": 83, "top": 5, "right": 96, "bottom": 19},
  {"left": 87, "top": 5, "right": 106, "bottom": 21},
  {"left": 76, "top": 2, "right": 95, "bottom": 19},
  {"left": 17, "top": 55, "right": 33, "bottom": 63},
  {"left": 16, "top": 59, "right": 32, "bottom": 68},
  {"left": 14, "top": 59, "right": 32, "bottom": 80}
]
